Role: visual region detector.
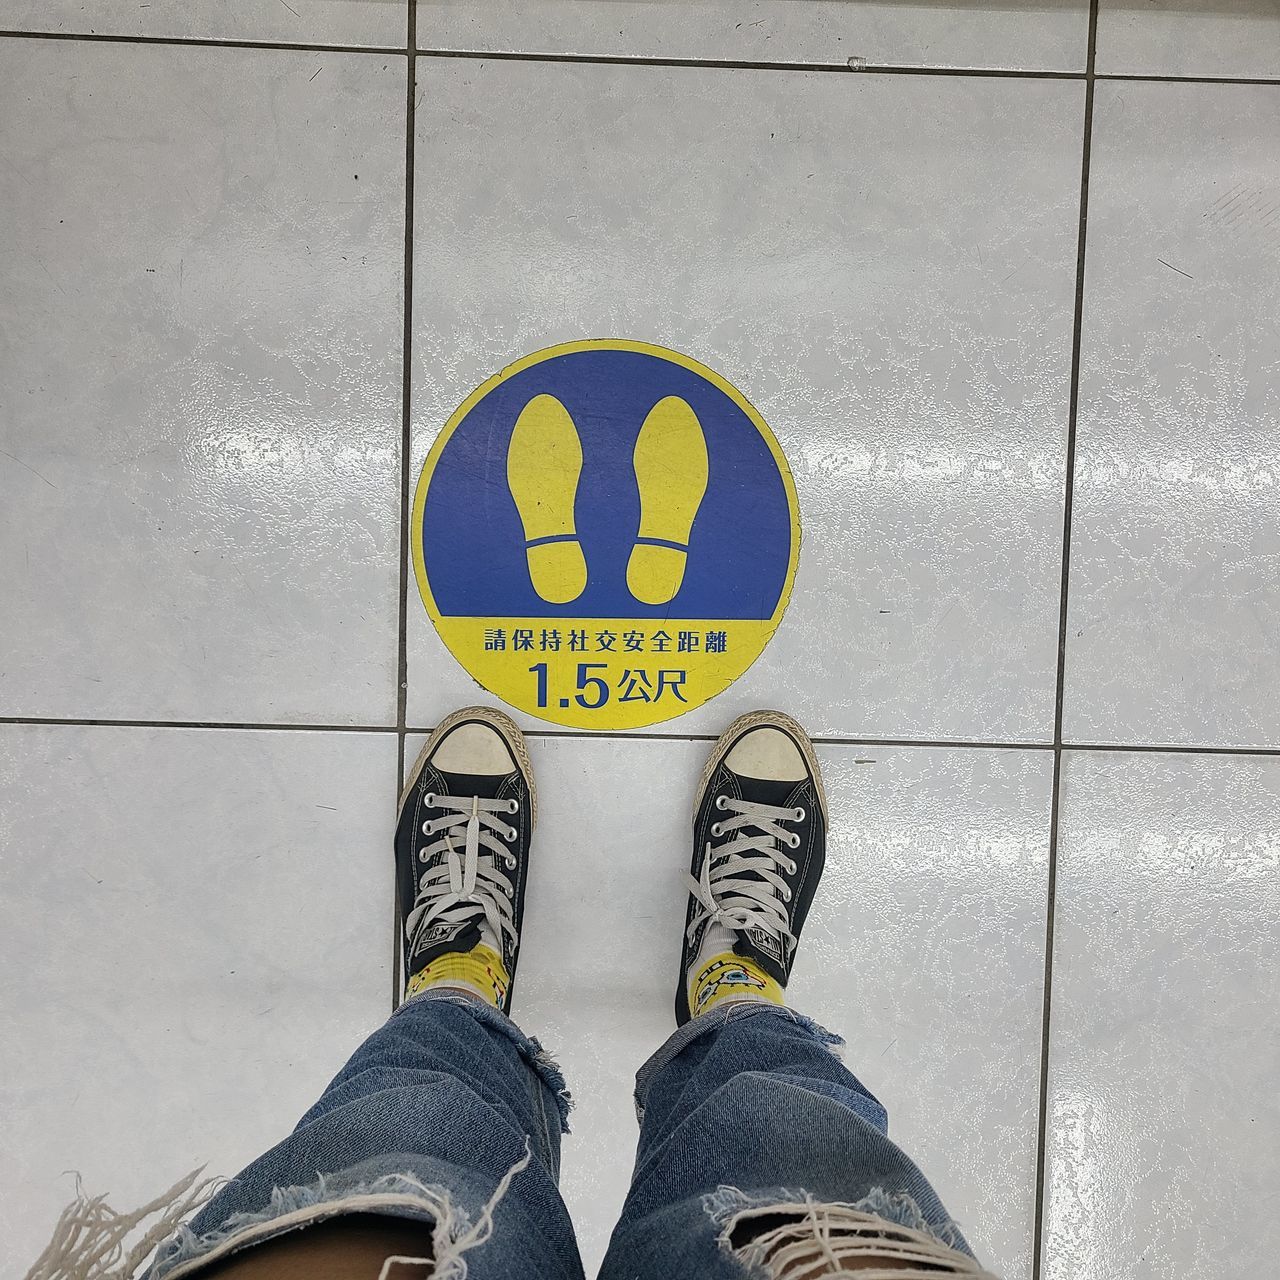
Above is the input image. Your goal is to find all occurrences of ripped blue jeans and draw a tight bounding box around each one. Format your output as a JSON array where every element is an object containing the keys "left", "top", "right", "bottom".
[{"left": 146, "top": 993, "right": 982, "bottom": 1279}]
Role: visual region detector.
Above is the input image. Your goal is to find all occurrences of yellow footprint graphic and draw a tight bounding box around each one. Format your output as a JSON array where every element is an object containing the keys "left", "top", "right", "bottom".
[
  {"left": 626, "top": 396, "right": 708, "bottom": 606},
  {"left": 507, "top": 394, "right": 588, "bottom": 604}
]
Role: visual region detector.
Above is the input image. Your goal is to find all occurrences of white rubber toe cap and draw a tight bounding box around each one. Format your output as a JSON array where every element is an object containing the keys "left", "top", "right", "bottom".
[
  {"left": 429, "top": 721, "right": 517, "bottom": 775},
  {"left": 724, "top": 726, "right": 808, "bottom": 782}
]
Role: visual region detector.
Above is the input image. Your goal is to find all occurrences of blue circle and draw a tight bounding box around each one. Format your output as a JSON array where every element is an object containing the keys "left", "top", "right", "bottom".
[{"left": 421, "top": 348, "right": 793, "bottom": 621}]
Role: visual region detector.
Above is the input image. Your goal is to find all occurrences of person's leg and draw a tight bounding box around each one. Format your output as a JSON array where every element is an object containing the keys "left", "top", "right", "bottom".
[
  {"left": 142, "top": 708, "right": 583, "bottom": 1280},
  {"left": 601, "top": 711, "right": 996, "bottom": 1280},
  {"left": 606, "top": 1002, "right": 992, "bottom": 1279},
  {"left": 144, "top": 990, "right": 578, "bottom": 1280},
  {"left": 193, "top": 1215, "right": 437, "bottom": 1280}
]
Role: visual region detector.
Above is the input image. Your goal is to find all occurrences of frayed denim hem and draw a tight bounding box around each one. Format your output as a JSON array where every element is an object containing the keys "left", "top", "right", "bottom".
[
  {"left": 147, "top": 1144, "right": 533, "bottom": 1280},
  {"left": 703, "top": 1184, "right": 994, "bottom": 1277},
  {"left": 396, "top": 989, "right": 574, "bottom": 1134},
  {"left": 703, "top": 1183, "right": 973, "bottom": 1256},
  {"left": 634, "top": 1003, "right": 845, "bottom": 1124}
]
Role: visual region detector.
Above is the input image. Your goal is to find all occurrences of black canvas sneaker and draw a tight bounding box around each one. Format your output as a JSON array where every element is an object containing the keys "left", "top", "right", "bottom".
[
  {"left": 396, "top": 706, "right": 536, "bottom": 1013},
  {"left": 677, "top": 710, "right": 829, "bottom": 1025}
]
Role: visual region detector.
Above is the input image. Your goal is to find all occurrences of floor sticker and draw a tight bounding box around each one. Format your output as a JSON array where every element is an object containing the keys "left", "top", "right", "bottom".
[{"left": 413, "top": 340, "right": 800, "bottom": 729}]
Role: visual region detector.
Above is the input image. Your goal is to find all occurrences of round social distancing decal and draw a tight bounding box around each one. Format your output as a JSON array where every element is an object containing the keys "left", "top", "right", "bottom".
[{"left": 412, "top": 340, "right": 799, "bottom": 730}]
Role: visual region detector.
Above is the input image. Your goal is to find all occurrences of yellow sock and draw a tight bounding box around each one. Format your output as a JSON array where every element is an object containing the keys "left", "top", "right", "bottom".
[
  {"left": 690, "top": 951, "right": 784, "bottom": 1017},
  {"left": 406, "top": 943, "right": 511, "bottom": 1009}
]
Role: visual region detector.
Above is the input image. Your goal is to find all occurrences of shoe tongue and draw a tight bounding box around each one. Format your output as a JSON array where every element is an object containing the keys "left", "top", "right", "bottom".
[
  {"left": 722, "top": 773, "right": 796, "bottom": 985},
  {"left": 410, "top": 918, "right": 483, "bottom": 968},
  {"left": 730, "top": 772, "right": 798, "bottom": 808},
  {"left": 433, "top": 769, "right": 509, "bottom": 800}
]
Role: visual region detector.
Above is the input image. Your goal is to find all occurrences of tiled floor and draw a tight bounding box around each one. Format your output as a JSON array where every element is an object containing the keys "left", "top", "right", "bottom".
[{"left": 1, "top": 4, "right": 1277, "bottom": 1279}]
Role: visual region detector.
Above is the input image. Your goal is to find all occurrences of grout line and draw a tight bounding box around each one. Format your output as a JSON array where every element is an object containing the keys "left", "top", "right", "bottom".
[
  {"left": 1097, "top": 71, "right": 1280, "bottom": 87},
  {"left": 417, "top": 47, "right": 1280, "bottom": 88},
  {"left": 1032, "top": 4, "right": 1099, "bottom": 1277},
  {"left": 1055, "top": 38, "right": 1098, "bottom": 767},
  {"left": 0, "top": 715, "right": 399, "bottom": 733},
  {"left": 0, "top": 28, "right": 405, "bottom": 55},
  {"left": 3, "top": 28, "right": 1278, "bottom": 88},
  {"left": 1065, "top": 741, "right": 1280, "bottom": 757},
  {"left": 519, "top": 732, "right": 1280, "bottom": 756},
  {"left": 1037, "top": 750, "right": 1068, "bottom": 1276},
  {"left": 392, "top": 0, "right": 418, "bottom": 1015},
  {"left": 443, "top": 727, "right": 1280, "bottom": 754},
  {"left": 1, "top": 715, "right": 1276, "bottom": 756},
  {"left": 506, "top": 729, "right": 1056, "bottom": 750},
  {"left": 415, "top": 45, "right": 1083, "bottom": 79}
]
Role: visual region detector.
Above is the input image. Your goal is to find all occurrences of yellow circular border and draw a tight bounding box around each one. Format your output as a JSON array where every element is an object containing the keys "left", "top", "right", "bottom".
[{"left": 412, "top": 339, "right": 801, "bottom": 728}]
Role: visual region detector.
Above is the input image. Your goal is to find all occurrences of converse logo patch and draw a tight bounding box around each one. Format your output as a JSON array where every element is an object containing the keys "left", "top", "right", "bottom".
[
  {"left": 416, "top": 922, "right": 465, "bottom": 950},
  {"left": 748, "top": 927, "right": 784, "bottom": 962}
]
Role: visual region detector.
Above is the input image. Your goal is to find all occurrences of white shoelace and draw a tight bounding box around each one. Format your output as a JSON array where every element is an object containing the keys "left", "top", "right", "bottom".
[
  {"left": 687, "top": 796, "right": 805, "bottom": 949},
  {"left": 405, "top": 792, "right": 520, "bottom": 958}
]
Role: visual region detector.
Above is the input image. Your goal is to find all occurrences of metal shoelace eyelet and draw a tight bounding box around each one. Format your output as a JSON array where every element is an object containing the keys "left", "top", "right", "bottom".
[
  {"left": 507, "top": 799, "right": 520, "bottom": 814},
  {"left": 788, "top": 833, "right": 801, "bottom": 849},
  {"left": 715, "top": 794, "right": 729, "bottom": 810},
  {"left": 424, "top": 793, "right": 436, "bottom": 808},
  {"left": 793, "top": 806, "right": 806, "bottom": 822},
  {"left": 711, "top": 822, "right": 723, "bottom": 838}
]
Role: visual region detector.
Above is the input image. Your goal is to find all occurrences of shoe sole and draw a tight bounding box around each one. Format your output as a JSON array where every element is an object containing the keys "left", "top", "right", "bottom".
[
  {"left": 691, "top": 708, "right": 829, "bottom": 825},
  {"left": 399, "top": 705, "right": 538, "bottom": 829}
]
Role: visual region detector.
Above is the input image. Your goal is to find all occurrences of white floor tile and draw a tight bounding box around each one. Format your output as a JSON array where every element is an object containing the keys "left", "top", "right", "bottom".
[
  {"left": 1065, "top": 82, "right": 1280, "bottom": 748},
  {"left": 1096, "top": 0, "right": 1280, "bottom": 79},
  {"left": 0, "top": 0, "right": 405, "bottom": 46},
  {"left": 408, "top": 61, "right": 1082, "bottom": 742},
  {"left": 0, "top": 39, "right": 404, "bottom": 725},
  {"left": 403, "top": 733, "right": 1050, "bottom": 1278},
  {"left": 418, "top": 0, "right": 1089, "bottom": 72},
  {"left": 0, "top": 724, "right": 397, "bottom": 1275},
  {"left": 1045, "top": 751, "right": 1280, "bottom": 1280}
]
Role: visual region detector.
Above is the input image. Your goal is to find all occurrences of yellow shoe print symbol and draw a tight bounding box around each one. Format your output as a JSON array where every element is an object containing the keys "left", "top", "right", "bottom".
[
  {"left": 507, "top": 393, "right": 588, "bottom": 604},
  {"left": 626, "top": 396, "right": 709, "bottom": 606}
]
